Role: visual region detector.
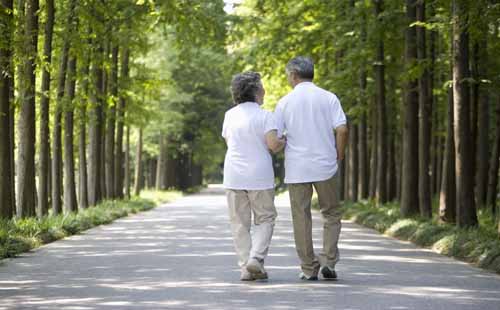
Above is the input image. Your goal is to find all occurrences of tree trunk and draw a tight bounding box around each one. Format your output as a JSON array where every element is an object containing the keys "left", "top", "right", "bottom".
[
  {"left": 51, "top": 0, "right": 76, "bottom": 214},
  {"left": 369, "top": 113, "right": 377, "bottom": 199},
  {"left": 374, "top": 0, "right": 387, "bottom": 204},
  {"left": 125, "top": 126, "right": 131, "bottom": 199},
  {"left": 105, "top": 45, "right": 118, "bottom": 198},
  {"left": 0, "top": 0, "right": 15, "bottom": 219},
  {"left": 475, "top": 40, "right": 489, "bottom": 208},
  {"left": 37, "top": 0, "right": 54, "bottom": 217},
  {"left": 348, "top": 121, "right": 358, "bottom": 201},
  {"left": 88, "top": 47, "right": 104, "bottom": 206},
  {"left": 487, "top": 97, "right": 500, "bottom": 213},
  {"left": 156, "top": 134, "right": 167, "bottom": 190},
  {"left": 114, "top": 47, "right": 129, "bottom": 199},
  {"left": 452, "top": 0, "right": 477, "bottom": 227},
  {"left": 100, "top": 44, "right": 109, "bottom": 200},
  {"left": 134, "top": 128, "right": 144, "bottom": 196},
  {"left": 401, "top": 0, "right": 419, "bottom": 217},
  {"left": 63, "top": 56, "right": 77, "bottom": 213},
  {"left": 439, "top": 86, "right": 456, "bottom": 223},
  {"left": 78, "top": 57, "right": 90, "bottom": 209},
  {"left": 417, "top": 0, "right": 432, "bottom": 218},
  {"left": 16, "top": 0, "right": 39, "bottom": 218}
]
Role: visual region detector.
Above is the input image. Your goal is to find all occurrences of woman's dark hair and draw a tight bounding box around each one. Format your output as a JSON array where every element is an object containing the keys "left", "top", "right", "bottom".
[{"left": 230, "top": 71, "right": 262, "bottom": 105}]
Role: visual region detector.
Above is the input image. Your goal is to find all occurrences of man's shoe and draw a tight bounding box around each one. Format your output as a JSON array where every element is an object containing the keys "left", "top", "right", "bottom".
[
  {"left": 299, "top": 272, "right": 318, "bottom": 281},
  {"left": 240, "top": 268, "right": 255, "bottom": 281},
  {"left": 320, "top": 265, "right": 338, "bottom": 280},
  {"left": 246, "top": 257, "right": 268, "bottom": 280}
]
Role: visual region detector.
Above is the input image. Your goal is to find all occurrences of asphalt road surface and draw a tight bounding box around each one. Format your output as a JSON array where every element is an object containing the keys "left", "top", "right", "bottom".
[{"left": 1, "top": 185, "right": 499, "bottom": 310}]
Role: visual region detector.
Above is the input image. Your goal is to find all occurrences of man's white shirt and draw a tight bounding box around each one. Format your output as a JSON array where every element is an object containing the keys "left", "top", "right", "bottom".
[
  {"left": 222, "top": 102, "right": 277, "bottom": 190},
  {"left": 274, "top": 82, "right": 347, "bottom": 184}
]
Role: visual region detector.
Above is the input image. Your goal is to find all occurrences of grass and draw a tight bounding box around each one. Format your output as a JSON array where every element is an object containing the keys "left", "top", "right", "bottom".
[
  {"left": 0, "top": 190, "right": 183, "bottom": 261},
  {"left": 312, "top": 198, "right": 500, "bottom": 274}
]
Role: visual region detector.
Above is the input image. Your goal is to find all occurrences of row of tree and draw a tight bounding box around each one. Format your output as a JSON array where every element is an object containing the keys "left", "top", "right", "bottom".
[
  {"left": 230, "top": 0, "right": 500, "bottom": 234},
  {"left": 0, "top": 0, "right": 229, "bottom": 220}
]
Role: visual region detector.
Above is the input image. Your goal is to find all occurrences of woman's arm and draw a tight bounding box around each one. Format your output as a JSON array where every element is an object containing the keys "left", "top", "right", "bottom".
[{"left": 265, "top": 130, "right": 286, "bottom": 154}]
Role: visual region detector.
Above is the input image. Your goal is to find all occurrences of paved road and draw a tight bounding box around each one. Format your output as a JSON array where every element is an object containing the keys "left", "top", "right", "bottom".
[{"left": 1, "top": 186, "right": 499, "bottom": 310}]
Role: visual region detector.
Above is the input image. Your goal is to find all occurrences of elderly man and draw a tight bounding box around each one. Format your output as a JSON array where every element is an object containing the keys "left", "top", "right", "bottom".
[
  {"left": 275, "top": 56, "right": 348, "bottom": 281},
  {"left": 222, "top": 71, "right": 286, "bottom": 281}
]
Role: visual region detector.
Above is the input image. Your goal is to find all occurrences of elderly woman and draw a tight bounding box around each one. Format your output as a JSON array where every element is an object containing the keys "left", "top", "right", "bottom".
[{"left": 222, "top": 71, "right": 285, "bottom": 281}]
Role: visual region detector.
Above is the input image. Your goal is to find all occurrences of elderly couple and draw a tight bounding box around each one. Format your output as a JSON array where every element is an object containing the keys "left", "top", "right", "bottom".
[{"left": 222, "top": 56, "right": 349, "bottom": 281}]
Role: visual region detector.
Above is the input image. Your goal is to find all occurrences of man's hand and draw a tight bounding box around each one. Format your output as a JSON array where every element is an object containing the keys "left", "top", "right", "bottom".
[{"left": 335, "top": 125, "right": 348, "bottom": 161}]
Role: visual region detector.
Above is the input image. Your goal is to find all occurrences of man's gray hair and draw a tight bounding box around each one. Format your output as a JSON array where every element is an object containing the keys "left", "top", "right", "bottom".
[
  {"left": 286, "top": 56, "right": 314, "bottom": 80},
  {"left": 230, "top": 71, "right": 262, "bottom": 105}
]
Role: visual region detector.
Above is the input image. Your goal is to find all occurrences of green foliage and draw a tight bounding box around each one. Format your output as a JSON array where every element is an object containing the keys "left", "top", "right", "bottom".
[
  {"left": 0, "top": 191, "right": 181, "bottom": 260},
  {"left": 327, "top": 199, "right": 500, "bottom": 274}
]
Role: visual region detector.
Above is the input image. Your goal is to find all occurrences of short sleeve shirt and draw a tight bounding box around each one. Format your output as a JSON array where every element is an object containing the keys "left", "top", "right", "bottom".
[
  {"left": 222, "top": 102, "right": 278, "bottom": 190},
  {"left": 274, "top": 82, "right": 347, "bottom": 184}
]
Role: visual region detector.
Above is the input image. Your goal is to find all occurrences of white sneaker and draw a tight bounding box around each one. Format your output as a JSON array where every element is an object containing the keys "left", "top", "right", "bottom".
[
  {"left": 246, "top": 257, "right": 268, "bottom": 280},
  {"left": 240, "top": 268, "right": 255, "bottom": 281}
]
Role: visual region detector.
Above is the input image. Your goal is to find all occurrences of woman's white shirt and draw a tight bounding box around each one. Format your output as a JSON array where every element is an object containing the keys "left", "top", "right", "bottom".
[{"left": 222, "top": 102, "right": 277, "bottom": 190}]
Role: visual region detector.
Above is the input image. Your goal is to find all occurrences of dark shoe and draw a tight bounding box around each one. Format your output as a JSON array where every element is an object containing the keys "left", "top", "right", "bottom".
[
  {"left": 320, "top": 265, "right": 338, "bottom": 280},
  {"left": 299, "top": 272, "right": 318, "bottom": 281}
]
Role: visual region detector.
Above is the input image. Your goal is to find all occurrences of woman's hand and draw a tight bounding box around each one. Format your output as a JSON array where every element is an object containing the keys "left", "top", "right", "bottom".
[{"left": 266, "top": 130, "right": 286, "bottom": 154}]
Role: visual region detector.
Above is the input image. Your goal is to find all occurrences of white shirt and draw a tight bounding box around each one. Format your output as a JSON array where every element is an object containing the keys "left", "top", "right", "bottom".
[
  {"left": 275, "top": 82, "right": 347, "bottom": 184},
  {"left": 222, "top": 102, "right": 277, "bottom": 190}
]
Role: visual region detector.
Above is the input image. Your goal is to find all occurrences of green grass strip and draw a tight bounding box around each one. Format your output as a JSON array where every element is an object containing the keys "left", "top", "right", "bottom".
[
  {"left": 312, "top": 198, "right": 500, "bottom": 274},
  {"left": 0, "top": 191, "right": 182, "bottom": 260}
]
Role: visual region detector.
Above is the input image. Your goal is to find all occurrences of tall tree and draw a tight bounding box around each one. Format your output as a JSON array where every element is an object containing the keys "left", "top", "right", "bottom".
[
  {"left": 439, "top": 87, "right": 456, "bottom": 223},
  {"left": 105, "top": 45, "right": 118, "bottom": 198},
  {"left": 134, "top": 127, "right": 144, "bottom": 196},
  {"left": 401, "top": 0, "right": 419, "bottom": 217},
  {"left": 417, "top": 0, "right": 432, "bottom": 218},
  {"left": 475, "top": 40, "right": 489, "bottom": 208},
  {"left": 487, "top": 97, "right": 500, "bottom": 214},
  {"left": 0, "top": 0, "right": 15, "bottom": 219},
  {"left": 78, "top": 55, "right": 90, "bottom": 209},
  {"left": 63, "top": 55, "right": 78, "bottom": 213},
  {"left": 452, "top": 0, "right": 477, "bottom": 227},
  {"left": 374, "top": 0, "right": 387, "bottom": 204},
  {"left": 16, "top": 0, "right": 39, "bottom": 218},
  {"left": 114, "top": 47, "right": 129, "bottom": 199},
  {"left": 37, "top": 0, "right": 54, "bottom": 217}
]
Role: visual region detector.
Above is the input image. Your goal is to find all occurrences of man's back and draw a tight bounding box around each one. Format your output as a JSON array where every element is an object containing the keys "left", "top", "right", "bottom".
[{"left": 275, "top": 82, "right": 346, "bottom": 184}]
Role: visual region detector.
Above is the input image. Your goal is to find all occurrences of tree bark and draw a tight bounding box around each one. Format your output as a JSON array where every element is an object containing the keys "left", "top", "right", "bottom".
[
  {"left": 37, "top": 0, "right": 54, "bottom": 217},
  {"left": 401, "top": 0, "right": 419, "bottom": 217},
  {"left": 51, "top": 0, "right": 76, "bottom": 214},
  {"left": 348, "top": 121, "right": 359, "bottom": 201},
  {"left": 369, "top": 112, "right": 377, "bottom": 199},
  {"left": 125, "top": 125, "right": 131, "bottom": 199},
  {"left": 417, "top": 0, "right": 432, "bottom": 218},
  {"left": 156, "top": 134, "right": 168, "bottom": 190},
  {"left": 78, "top": 57, "right": 90, "bottom": 209},
  {"left": 439, "top": 86, "right": 456, "bottom": 223},
  {"left": 452, "top": 0, "right": 477, "bottom": 227},
  {"left": 475, "top": 40, "right": 489, "bottom": 208},
  {"left": 63, "top": 56, "right": 77, "bottom": 213},
  {"left": 0, "top": 0, "right": 15, "bottom": 219},
  {"left": 88, "top": 40, "right": 104, "bottom": 206},
  {"left": 134, "top": 128, "right": 144, "bottom": 196},
  {"left": 114, "top": 47, "right": 129, "bottom": 199},
  {"left": 16, "top": 0, "right": 39, "bottom": 218},
  {"left": 105, "top": 45, "right": 118, "bottom": 198},
  {"left": 487, "top": 97, "right": 500, "bottom": 213},
  {"left": 374, "top": 0, "right": 387, "bottom": 204}
]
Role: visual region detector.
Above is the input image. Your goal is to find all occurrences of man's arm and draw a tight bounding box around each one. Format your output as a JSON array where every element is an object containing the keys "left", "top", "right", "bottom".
[
  {"left": 265, "top": 130, "right": 286, "bottom": 154},
  {"left": 335, "top": 125, "right": 348, "bottom": 161}
]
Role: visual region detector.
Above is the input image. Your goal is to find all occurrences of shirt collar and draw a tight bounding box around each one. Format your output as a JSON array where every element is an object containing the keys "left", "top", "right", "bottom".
[{"left": 294, "top": 81, "right": 314, "bottom": 89}]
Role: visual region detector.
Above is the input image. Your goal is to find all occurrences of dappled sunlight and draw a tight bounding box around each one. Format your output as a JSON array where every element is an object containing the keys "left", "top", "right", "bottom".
[{"left": 1, "top": 187, "right": 499, "bottom": 310}]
